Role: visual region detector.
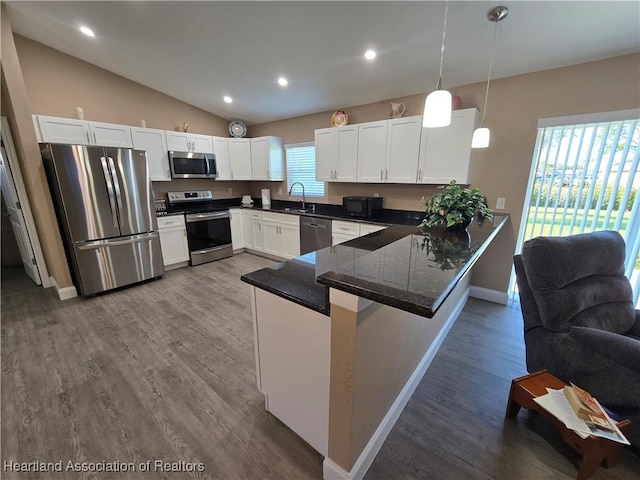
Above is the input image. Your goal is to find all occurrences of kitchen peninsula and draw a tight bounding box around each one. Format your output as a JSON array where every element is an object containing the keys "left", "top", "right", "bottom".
[{"left": 241, "top": 215, "right": 508, "bottom": 480}]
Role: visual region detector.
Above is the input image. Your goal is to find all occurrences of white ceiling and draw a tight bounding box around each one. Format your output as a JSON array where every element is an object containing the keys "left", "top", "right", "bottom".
[{"left": 7, "top": 1, "right": 640, "bottom": 125}]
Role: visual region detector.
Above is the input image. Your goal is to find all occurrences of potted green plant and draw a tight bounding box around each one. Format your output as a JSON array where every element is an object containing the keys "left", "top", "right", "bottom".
[{"left": 418, "top": 180, "right": 493, "bottom": 231}]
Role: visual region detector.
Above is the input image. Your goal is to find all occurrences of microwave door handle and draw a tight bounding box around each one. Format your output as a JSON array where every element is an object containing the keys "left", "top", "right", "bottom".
[
  {"left": 100, "top": 156, "right": 119, "bottom": 228},
  {"left": 107, "top": 156, "right": 125, "bottom": 225},
  {"left": 205, "top": 156, "right": 210, "bottom": 176}
]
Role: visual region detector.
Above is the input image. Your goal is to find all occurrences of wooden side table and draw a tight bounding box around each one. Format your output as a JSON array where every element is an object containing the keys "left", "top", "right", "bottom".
[{"left": 506, "top": 370, "right": 631, "bottom": 480}]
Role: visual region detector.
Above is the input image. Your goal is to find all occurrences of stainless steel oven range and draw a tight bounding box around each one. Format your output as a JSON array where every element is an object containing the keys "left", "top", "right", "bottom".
[{"left": 166, "top": 190, "right": 232, "bottom": 265}]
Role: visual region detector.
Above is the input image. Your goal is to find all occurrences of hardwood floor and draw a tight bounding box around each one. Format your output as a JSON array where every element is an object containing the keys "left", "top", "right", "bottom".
[{"left": 2, "top": 254, "right": 639, "bottom": 479}]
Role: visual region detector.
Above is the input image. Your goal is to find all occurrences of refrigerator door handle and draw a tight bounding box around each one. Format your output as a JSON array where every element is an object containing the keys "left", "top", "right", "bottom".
[
  {"left": 107, "top": 156, "right": 125, "bottom": 225},
  {"left": 100, "top": 156, "right": 119, "bottom": 229},
  {"left": 77, "top": 232, "right": 158, "bottom": 250}
]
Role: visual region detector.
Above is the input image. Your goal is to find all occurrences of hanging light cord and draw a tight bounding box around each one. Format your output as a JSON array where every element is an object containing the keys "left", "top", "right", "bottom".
[
  {"left": 436, "top": 1, "right": 449, "bottom": 90},
  {"left": 480, "top": 20, "right": 499, "bottom": 127}
]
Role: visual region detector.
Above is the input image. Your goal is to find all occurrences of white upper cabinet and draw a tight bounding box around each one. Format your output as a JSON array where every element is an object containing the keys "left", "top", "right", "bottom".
[
  {"left": 250, "top": 136, "right": 284, "bottom": 181},
  {"left": 89, "top": 121, "right": 133, "bottom": 148},
  {"left": 131, "top": 127, "right": 171, "bottom": 181},
  {"left": 228, "top": 138, "right": 252, "bottom": 180},
  {"left": 34, "top": 115, "right": 134, "bottom": 148},
  {"left": 315, "top": 129, "right": 334, "bottom": 182},
  {"left": 335, "top": 127, "right": 358, "bottom": 182},
  {"left": 385, "top": 115, "right": 422, "bottom": 183},
  {"left": 315, "top": 125, "right": 358, "bottom": 182},
  {"left": 34, "top": 115, "right": 91, "bottom": 145},
  {"left": 357, "top": 120, "right": 388, "bottom": 182},
  {"left": 418, "top": 108, "right": 479, "bottom": 185},
  {"left": 212, "top": 136, "right": 231, "bottom": 180},
  {"left": 165, "top": 131, "right": 213, "bottom": 153},
  {"left": 191, "top": 133, "right": 214, "bottom": 153}
]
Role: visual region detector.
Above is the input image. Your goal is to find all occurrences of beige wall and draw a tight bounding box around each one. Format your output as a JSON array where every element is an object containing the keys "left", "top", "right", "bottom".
[
  {"left": 1, "top": 6, "right": 73, "bottom": 288},
  {"left": 250, "top": 53, "right": 640, "bottom": 293},
  {"left": 15, "top": 35, "right": 230, "bottom": 136}
]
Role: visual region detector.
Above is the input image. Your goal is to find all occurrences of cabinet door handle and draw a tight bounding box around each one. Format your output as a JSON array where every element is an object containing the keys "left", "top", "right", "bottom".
[
  {"left": 93, "top": 132, "right": 97, "bottom": 144},
  {"left": 87, "top": 131, "right": 91, "bottom": 144},
  {"left": 380, "top": 169, "right": 383, "bottom": 180},
  {"left": 418, "top": 168, "right": 422, "bottom": 180},
  {"left": 385, "top": 169, "right": 388, "bottom": 180}
]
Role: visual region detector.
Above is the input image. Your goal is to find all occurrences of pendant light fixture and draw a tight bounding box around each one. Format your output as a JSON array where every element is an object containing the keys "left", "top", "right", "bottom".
[
  {"left": 423, "top": 1, "right": 452, "bottom": 128},
  {"left": 472, "top": 5, "right": 509, "bottom": 148}
]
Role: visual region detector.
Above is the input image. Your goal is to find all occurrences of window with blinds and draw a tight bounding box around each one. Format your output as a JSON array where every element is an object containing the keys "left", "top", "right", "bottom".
[
  {"left": 517, "top": 112, "right": 640, "bottom": 306},
  {"left": 285, "top": 143, "right": 324, "bottom": 197}
]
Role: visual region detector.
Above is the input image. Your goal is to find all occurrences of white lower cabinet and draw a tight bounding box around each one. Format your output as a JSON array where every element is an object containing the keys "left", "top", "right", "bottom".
[
  {"left": 251, "top": 211, "right": 265, "bottom": 252},
  {"left": 241, "top": 209, "right": 254, "bottom": 249},
  {"left": 230, "top": 208, "right": 244, "bottom": 250},
  {"left": 262, "top": 212, "right": 300, "bottom": 259},
  {"left": 157, "top": 216, "right": 189, "bottom": 268}
]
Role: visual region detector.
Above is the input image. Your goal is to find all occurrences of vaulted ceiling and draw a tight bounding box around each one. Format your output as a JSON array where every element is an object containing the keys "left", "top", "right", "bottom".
[{"left": 7, "top": 1, "right": 640, "bottom": 125}]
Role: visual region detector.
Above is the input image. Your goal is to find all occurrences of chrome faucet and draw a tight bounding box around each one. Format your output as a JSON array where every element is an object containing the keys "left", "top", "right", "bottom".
[{"left": 288, "top": 182, "right": 306, "bottom": 211}]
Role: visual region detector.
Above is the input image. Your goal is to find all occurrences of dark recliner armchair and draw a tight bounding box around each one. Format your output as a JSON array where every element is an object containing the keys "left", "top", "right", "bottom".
[{"left": 513, "top": 230, "right": 640, "bottom": 446}]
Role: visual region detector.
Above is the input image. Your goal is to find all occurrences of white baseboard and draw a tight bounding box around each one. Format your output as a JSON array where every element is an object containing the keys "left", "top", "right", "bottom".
[
  {"left": 323, "top": 458, "right": 350, "bottom": 480},
  {"left": 49, "top": 276, "right": 77, "bottom": 300},
  {"left": 323, "top": 286, "right": 470, "bottom": 480},
  {"left": 469, "top": 285, "right": 508, "bottom": 305}
]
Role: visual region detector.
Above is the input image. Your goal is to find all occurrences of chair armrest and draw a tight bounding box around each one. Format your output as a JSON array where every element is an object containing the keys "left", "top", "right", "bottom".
[{"left": 570, "top": 326, "right": 640, "bottom": 373}]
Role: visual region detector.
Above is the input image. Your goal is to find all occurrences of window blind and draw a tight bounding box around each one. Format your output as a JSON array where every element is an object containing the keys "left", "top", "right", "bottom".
[
  {"left": 519, "top": 118, "right": 640, "bottom": 306},
  {"left": 285, "top": 143, "right": 324, "bottom": 197}
]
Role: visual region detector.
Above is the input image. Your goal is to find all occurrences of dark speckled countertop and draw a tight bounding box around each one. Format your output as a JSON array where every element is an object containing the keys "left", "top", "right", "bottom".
[{"left": 241, "top": 214, "right": 509, "bottom": 317}]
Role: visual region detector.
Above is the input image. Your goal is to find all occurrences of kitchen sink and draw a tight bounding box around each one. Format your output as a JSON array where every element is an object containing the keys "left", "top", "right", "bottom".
[{"left": 284, "top": 207, "right": 309, "bottom": 214}]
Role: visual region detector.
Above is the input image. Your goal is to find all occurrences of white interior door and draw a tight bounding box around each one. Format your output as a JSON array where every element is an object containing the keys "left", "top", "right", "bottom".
[{"left": 0, "top": 146, "right": 41, "bottom": 284}]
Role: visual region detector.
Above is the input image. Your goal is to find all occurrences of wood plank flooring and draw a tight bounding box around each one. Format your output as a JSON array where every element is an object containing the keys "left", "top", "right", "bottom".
[{"left": 2, "top": 254, "right": 639, "bottom": 479}]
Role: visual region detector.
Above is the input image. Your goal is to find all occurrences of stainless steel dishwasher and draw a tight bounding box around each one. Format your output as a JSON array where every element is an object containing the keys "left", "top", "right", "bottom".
[{"left": 300, "top": 216, "right": 332, "bottom": 254}]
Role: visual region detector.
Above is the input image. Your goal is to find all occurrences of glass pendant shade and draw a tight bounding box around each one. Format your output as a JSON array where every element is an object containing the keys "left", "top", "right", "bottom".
[
  {"left": 471, "top": 126, "right": 491, "bottom": 148},
  {"left": 422, "top": 89, "right": 452, "bottom": 128}
]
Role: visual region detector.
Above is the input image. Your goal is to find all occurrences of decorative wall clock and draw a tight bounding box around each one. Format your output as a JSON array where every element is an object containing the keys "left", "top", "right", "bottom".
[{"left": 229, "top": 120, "right": 247, "bottom": 138}]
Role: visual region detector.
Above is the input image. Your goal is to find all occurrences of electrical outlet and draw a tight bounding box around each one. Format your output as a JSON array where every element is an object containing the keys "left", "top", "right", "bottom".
[
  {"left": 496, "top": 197, "right": 506, "bottom": 210},
  {"left": 278, "top": 188, "right": 283, "bottom": 195},
  {"left": 227, "top": 188, "right": 233, "bottom": 195},
  {"left": 373, "top": 192, "right": 380, "bottom": 197}
]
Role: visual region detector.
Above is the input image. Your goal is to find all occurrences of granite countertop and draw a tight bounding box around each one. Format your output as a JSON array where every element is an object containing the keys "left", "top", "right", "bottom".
[{"left": 241, "top": 215, "right": 509, "bottom": 318}]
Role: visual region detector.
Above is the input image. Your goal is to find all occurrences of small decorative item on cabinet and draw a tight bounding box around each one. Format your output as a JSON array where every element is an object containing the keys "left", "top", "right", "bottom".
[
  {"left": 183, "top": 122, "right": 190, "bottom": 133},
  {"left": 330, "top": 110, "right": 348, "bottom": 127},
  {"left": 418, "top": 180, "right": 493, "bottom": 231},
  {"left": 229, "top": 120, "right": 247, "bottom": 138},
  {"left": 452, "top": 95, "right": 462, "bottom": 110},
  {"left": 390, "top": 101, "right": 405, "bottom": 118}
]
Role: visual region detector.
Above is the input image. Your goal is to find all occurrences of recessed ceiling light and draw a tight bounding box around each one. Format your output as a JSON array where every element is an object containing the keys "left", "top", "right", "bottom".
[
  {"left": 364, "top": 49, "right": 377, "bottom": 60},
  {"left": 278, "top": 77, "right": 288, "bottom": 87},
  {"left": 79, "top": 26, "right": 95, "bottom": 37},
  {"left": 223, "top": 96, "right": 233, "bottom": 103}
]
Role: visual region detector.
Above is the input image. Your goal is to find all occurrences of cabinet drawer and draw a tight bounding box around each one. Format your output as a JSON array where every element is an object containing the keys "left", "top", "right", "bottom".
[
  {"left": 157, "top": 215, "right": 185, "bottom": 229},
  {"left": 360, "top": 223, "right": 386, "bottom": 235},
  {"left": 332, "top": 220, "right": 360, "bottom": 235},
  {"left": 262, "top": 211, "right": 299, "bottom": 226}
]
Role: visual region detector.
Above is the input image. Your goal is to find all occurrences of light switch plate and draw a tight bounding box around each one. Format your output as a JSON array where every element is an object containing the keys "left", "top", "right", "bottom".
[{"left": 496, "top": 197, "right": 506, "bottom": 210}]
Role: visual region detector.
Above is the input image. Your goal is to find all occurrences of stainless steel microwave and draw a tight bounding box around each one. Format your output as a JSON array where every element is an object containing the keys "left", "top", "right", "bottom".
[{"left": 169, "top": 151, "right": 217, "bottom": 179}]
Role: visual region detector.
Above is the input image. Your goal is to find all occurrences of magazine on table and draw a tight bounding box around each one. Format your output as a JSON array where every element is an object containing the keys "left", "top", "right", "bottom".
[{"left": 533, "top": 387, "right": 630, "bottom": 445}]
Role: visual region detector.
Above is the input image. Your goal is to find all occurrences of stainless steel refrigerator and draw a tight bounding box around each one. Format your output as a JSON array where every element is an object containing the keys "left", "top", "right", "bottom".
[{"left": 43, "top": 144, "right": 164, "bottom": 295}]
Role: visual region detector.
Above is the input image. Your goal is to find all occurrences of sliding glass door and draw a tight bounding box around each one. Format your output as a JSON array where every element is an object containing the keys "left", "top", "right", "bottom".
[{"left": 515, "top": 110, "right": 640, "bottom": 306}]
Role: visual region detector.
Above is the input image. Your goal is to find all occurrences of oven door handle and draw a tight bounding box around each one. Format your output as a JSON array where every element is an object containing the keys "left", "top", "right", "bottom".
[{"left": 186, "top": 211, "right": 230, "bottom": 222}]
